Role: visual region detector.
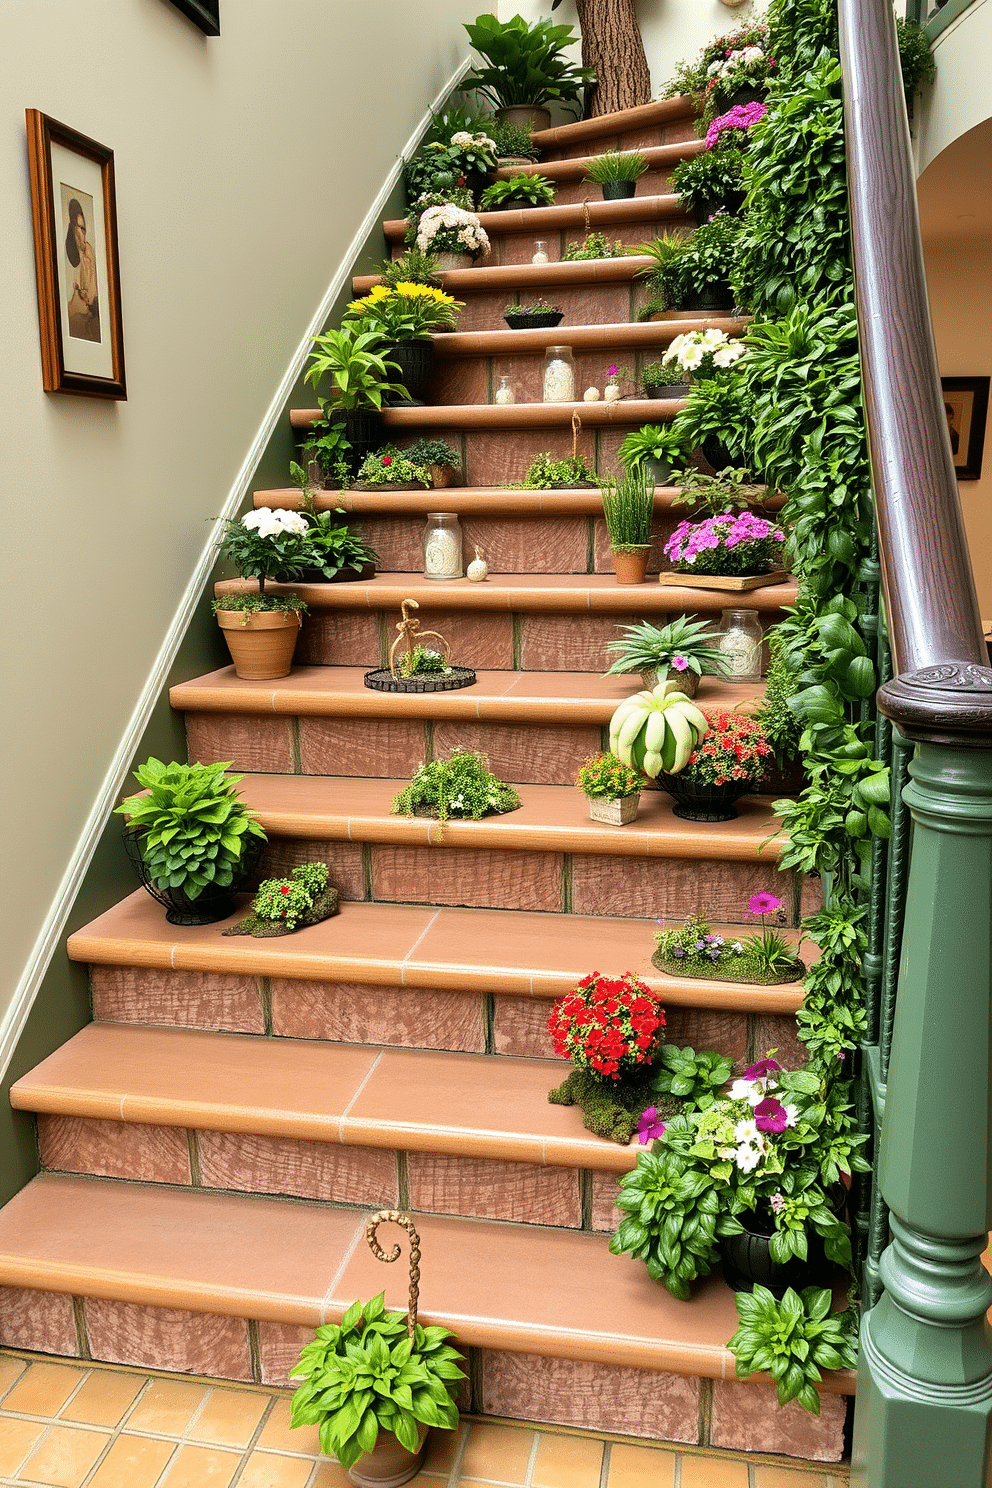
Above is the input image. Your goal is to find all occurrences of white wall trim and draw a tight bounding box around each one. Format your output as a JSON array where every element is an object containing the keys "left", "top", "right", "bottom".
[{"left": 0, "top": 57, "right": 470, "bottom": 1083}]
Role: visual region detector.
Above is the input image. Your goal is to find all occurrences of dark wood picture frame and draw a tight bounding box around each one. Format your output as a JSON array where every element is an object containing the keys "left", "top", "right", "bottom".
[
  {"left": 167, "top": 0, "right": 220, "bottom": 34},
  {"left": 25, "top": 110, "right": 126, "bottom": 399},
  {"left": 941, "top": 376, "right": 989, "bottom": 481}
]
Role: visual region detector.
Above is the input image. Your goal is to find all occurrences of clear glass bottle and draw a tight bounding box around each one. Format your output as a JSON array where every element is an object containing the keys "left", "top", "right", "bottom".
[
  {"left": 423, "top": 513, "right": 463, "bottom": 580},
  {"left": 543, "top": 345, "right": 576, "bottom": 403},
  {"left": 532, "top": 240, "right": 549, "bottom": 264},
  {"left": 494, "top": 375, "right": 515, "bottom": 405},
  {"left": 716, "top": 608, "right": 764, "bottom": 681}
]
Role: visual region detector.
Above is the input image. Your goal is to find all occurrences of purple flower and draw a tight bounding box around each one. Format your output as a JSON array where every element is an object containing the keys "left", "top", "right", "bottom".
[
  {"left": 744, "top": 1057, "right": 782, "bottom": 1081},
  {"left": 695, "top": 939, "right": 707, "bottom": 950},
  {"left": 754, "top": 1096, "right": 788, "bottom": 1133},
  {"left": 672, "top": 655, "right": 689, "bottom": 671},
  {"left": 769, "top": 1191, "right": 785, "bottom": 1213},
  {"left": 607, "top": 364, "right": 619, "bottom": 377},
  {"left": 637, "top": 1106, "right": 667, "bottom": 1144},
  {"left": 708, "top": 948, "right": 721, "bottom": 961},
  {"left": 672, "top": 945, "right": 686, "bottom": 959},
  {"left": 749, "top": 892, "right": 781, "bottom": 916}
]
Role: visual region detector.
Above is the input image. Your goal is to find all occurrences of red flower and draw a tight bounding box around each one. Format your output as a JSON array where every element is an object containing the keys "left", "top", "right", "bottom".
[
  {"left": 381, "top": 455, "right": 392, "bottom": 466},
  {"left": 280, "top": 885, "right": 290, "bottom": 895}
]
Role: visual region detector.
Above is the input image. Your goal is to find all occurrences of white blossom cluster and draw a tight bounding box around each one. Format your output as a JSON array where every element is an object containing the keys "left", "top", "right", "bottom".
[
  {"left": 662, "top": 328, "right": 747, "bottom": 374},
  {"left": 242, "top": 507, "right": 309, "bottom": 539},
  {"left": 416, "top": 204, "right": 491, "bottom": 257},
  {"left": 450, "top": 130, "right": 497, "bottom": 154},
  {"left": 707, "top": 45, "right": 766, "bottom": 78}
]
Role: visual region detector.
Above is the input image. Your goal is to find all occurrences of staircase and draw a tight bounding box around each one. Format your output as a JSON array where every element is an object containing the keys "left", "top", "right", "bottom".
[{"left": 0, "top": 98, "right": 852, "bottom": 1466}]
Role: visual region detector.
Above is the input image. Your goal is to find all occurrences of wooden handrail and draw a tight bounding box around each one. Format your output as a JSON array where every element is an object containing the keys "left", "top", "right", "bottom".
[{"left": 837, "top": 0, "right": 992, "bottom": 745}]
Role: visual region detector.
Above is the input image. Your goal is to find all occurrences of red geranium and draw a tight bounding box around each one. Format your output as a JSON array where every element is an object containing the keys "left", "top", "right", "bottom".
[{"left": 548, "top": 972, "right": 666, "bottom": 1081}]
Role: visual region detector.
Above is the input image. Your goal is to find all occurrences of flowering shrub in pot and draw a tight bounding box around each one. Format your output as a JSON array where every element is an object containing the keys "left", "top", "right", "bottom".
[
  {"left": 344, "top": 282, "right": 462, "bottom": 406},
  {"left": 575, "top": 752, "right": 642, "bottom": 825},
  {"left": 213, "top": 507, "right": 313, "bottom": 679},
  {"left": 664, "top": 510, "right": 786, "bottom": 577},
  {"left": 403, "top": 129, "right": 497, "bottom": 206},
  {"left": 409, "top": 201, "right": 491, "bottom": 267},
  {"left": 655, "top": 710, "right": 772, "bottom": 820}
]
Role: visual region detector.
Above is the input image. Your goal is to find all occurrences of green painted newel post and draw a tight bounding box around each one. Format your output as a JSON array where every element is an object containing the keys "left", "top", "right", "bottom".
[{"left": 853, "top": 666, "right": 992, "bottom": 1487}]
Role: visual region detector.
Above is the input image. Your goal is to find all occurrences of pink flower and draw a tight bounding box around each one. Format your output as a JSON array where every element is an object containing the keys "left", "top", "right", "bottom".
[
  {"left": 749, "top": 892, "right": 781, "bottom": 915},
  {"left": 754, "top": 1096, "right": 788, "bottom": 1133},
  {"left": 637, "top": 1106, "right": 667, "bottom": 1144},
  {"left": 672, "top": 655, "right": 689, "bottom": 671},
  {"left": 743, "top": 1057, "right": 782, "bottom": 1081},
  {"left": 607, "top": 364, "right": 619, "bottom": 377}
]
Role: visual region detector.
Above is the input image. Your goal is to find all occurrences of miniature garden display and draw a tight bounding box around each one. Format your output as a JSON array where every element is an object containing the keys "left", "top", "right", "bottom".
[
  {"left": 514, "top": 451, "right": 597, "bottom": 488},
  {"left": 582, "top": 150, "right": 649, "bottom": 200},
  {"left": 653, "top": 895, "right": 804, "bottom": 984},
  {"left": 502, "top": 300, "right": 564, "bottom": 330},
  {"left": 225, "top": 862, "right": 339, "bottom": 938},
  {"left": 352, "top": 446, "right": 431, "bottom": 491},
  {"left": 117, "top": 758, "right": 266, "bottom": 926},
  {"left": 575, "top": 752, "right": 642, "bottom": 825},
  {"left": 604, "top": 616, "right": 730, "bottom": 695},
  {"left": 661, "top": 509, "right": 787, "bottom": 589},
  {"left": 598, "top": 467, "right": 656, "bottom": 583},
  {"left": 608, "top": 684, "right": 710, "bottom": 779},
  {"left": 655, "top": 710, "right": 772, "bottom": 820},
  {"left": 640, "top": 359, "right": 688, "bottom": 399},
  {"left": 286, "top": 470, "right": 381, "bottom": 579},
  {"left": 391, "top": 748, "right": 521, "bottom": 835},
  {"left": 404, "top": 438, "right": 461, "bottom": 487},
  {"left": 364, "top": 600, "right": 478, "bottom": 693},
  {"left": 479, "top": 173, "right": 555, "bottom": 209},
  {"left": 213, "top": 506, "right": 312, "bottom": 678}
]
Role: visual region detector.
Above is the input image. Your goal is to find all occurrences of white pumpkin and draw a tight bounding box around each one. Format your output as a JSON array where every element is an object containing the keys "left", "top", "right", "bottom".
[{"left": 467, "top": 546, "right": 488, "bottom": 582}]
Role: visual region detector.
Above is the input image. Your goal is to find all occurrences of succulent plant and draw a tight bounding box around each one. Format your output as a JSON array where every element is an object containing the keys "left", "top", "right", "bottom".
[{"left": 608, "top": 684, "right": 709, "bottom": 778}]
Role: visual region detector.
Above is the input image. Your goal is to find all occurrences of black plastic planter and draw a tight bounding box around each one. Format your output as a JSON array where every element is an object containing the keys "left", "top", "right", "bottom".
[{"left": 601, "top": 180, "right": 638, "bottom": 201}]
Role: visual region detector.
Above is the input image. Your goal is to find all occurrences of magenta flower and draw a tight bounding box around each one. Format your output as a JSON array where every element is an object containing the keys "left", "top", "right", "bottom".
[
  {"left": 672, "top": 655, "right": 689, "bottom": 671},
  {"left": 749, "top": 892, "right": 781, "bottom": 916},
  {"left": 743, "top": 1057, "right": 782, "bottom": 1081},
  {"left": 754, "top": 1096, "right": 788, "bottom": 1133},
  {"left": 637, "top": 1106, "right": 667, "bottom": 1144},
  {"left": 607, "top": 364, "right": 619, "bottom": 377}
]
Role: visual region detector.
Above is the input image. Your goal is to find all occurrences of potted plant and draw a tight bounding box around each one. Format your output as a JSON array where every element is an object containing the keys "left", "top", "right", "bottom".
[
  {"left": 410, "top": 200, "right": 491, "bottom": 271},
  {"left": 653, "top": 896, "right": 804, "bottom": 984},
  {"left": 582, "top": 150, "right": 649, "bottom": 201},
  {"left": 608, "top": 683, "right": 709, "bottom": 781},
  {"left": 576, "top": 751, "right": 642, "bottom": 825},
  {"left": 604, "top": 617, "right": 730, "bottom": 696},
  {"left": 502, "top": 299, "right": 564, "bottom": 331},
  {"left": 344, "top": 282, "right": 462, "bottom": 406},
  {"left": 304, "top": 326, "right": 409, "bottom": 470},
  {"left": 457, "top": 12, "right": 595, "bottom": 133},
  {"left": 658, "top": 19, "right": 771, "bottom": 102},
  {"left": 656, "top": 709, "right": 772, "bottom": 820},
  {"left": 405, "top": 438, "right": 462, "bottom": 488},
  {"left": 391, "top": 748, "right": 521, "bottom": 836},
  {"left": 479, "top": 173, "right": 556, "bottom": 210},
  {"left": 404, "top": 127, "right": 497, "bottom": 207},
  {"left": 640, "top": 359, "right": 688, "bottom": 399},
  {"left": 671, "top": 141, "right": 747, "bottom": 225},
  {"left": 288, "top": 466, "right": 381, "bottom": 579},
  {"left": 598, "top": 468, "right": 655, "bottom": 583},
  {"left": 488, "top": 117, "right": 539, "bottom": 166},
  {"left": 662, "top": 509, "right": 787, "bottom": 590},
  {"left": 352, "top": 445, "right": 431, "bottom": 492},
  {"left": 515, "top": 451, "right": 597, "bottom": 488},
  {"left": 703, "top": 36, "right": 777, "bottom": 121},
  {"left": 659, "top": 329, "right": 747, "bottom": 390},
  {"left": 115, "top": 758, "right": 267, "bottom": 926},
  {"left": 636, "top": 215, "right": 742, "bottom": 316},
  {"left": 213, "top": 507, "right": 312, "bottom": 678},
  {"left": 617, "top": 423, "right": 688, "bottom": 484},
  {"left": 729, "top": 1284, "right": 859, "bottom": 1416},
  {"left": 562, "top": 231, "right": 627, "bottom": 262}
]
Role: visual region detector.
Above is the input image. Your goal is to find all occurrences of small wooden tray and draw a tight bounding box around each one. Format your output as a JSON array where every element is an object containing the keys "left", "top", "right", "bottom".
[{"left": 658, "top": 570, "right": 788, "bottom": 592}]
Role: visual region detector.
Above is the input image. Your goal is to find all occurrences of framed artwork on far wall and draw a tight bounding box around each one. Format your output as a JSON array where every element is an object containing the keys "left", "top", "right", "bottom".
[
  {"left": 25, "top": 110, "right": 126, "bottom": 399},
  {"left": 941, "top": 376, "right": 989, "bottom": 481},
  {"left": 167, "top": 0, "right": 220, "bottom": 34}
]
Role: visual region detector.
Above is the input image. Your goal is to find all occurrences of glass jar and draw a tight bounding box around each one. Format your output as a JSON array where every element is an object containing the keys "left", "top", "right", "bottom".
[
  {"left": 716, "top": 608, "right": 764, "bottom": 682},
  {"left": 543, "top": 345, "right": 576, "bottom": 403},
  {"left": 495, "top": 376, "right": 515, "bottom": 405},
  {"left": 423, "top": 513, "right": 463, "bottom": 580},
  {"left": 532, "top": 240, "right": 549, "bottom": 264}
]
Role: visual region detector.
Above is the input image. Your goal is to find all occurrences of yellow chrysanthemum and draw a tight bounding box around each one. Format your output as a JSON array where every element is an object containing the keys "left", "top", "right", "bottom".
[{"left": 394, "top": 282, "right": 453, "bottom": 305}]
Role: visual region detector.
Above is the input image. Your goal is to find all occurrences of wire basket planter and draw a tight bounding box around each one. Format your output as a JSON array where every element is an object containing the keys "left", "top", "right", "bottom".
[{"left": 123, "top": 829, "right": 264, "bottom": 926}]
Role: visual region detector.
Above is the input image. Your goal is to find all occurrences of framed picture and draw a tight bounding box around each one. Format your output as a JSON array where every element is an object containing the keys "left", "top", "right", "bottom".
[
  {"left": 167, "top": 0, "right": 220, "bottom": 34},
  {"left": 941, "top": 376, "right": 989, "bottom": 481},
  {"left": 25, "top": 110, "right": 126, "bottom": 399}
]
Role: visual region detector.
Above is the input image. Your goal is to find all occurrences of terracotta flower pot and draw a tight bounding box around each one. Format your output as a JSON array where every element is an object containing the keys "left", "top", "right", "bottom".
[
  {"left": 611, "top": 548, "right": 650, "bottom": 584},
  {"left": 345, "top": 1424, "right": 428, "bottom": 1487},
  {"left": 428, "top": 463, "right": 458, "bottom": 488},
  {"left": 216, "top": 607, "right": 302, "bottom": 680}
]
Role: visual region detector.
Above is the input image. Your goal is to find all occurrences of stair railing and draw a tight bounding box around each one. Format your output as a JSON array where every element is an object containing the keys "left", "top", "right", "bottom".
[{"left": 836, "top": 0, "right": 992, "bottom": 1482}]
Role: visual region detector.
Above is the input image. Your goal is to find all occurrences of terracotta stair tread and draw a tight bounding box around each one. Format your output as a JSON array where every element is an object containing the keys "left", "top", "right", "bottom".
[
  {"left": 0, "top": 1173, "right": 850, "bottom": 1387},
  {"left": 211, "top": 574, "right": 798, "bottom": 614},
  {"left": 170, "top": 664, "right": 770, "bottom": 720},
  {"left": 291, "top": 400, "right": 687, "bottom": 433},
  {"left": 233, "top": 771, "right": 786, "bottom": 862},
  {"left": 531, "top": 96, "right": 699, "bottom": 152},
  {"left": 430, "top": 317, "right": 747, "bottom": 358},
  {"left": 353, "top": 257, "right": 655, "bottom": 295},
  {"left": 493, "top": 141, "right": 704, "bottom": 184},
  {"left": 256, "top": 488, "right": 785, "bottom": 518},
  {"left": 382, "top": 194, "right": 687, "bottom": 245},
  {"left": 66, "top": 895, "right": 804, "bottom": 1012},
  {"left": 11, "top": 1024, "right": 642, "bottom": 1173}
]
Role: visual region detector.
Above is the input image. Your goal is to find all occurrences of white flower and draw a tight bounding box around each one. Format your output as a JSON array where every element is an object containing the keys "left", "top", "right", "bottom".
[
  {"left": 450, "top": 131, "right": 472, "bottom": 146},
  {"left": 713, "top": 344, "right": 746, "bottom": 368},
  {"left": 735, "top": 1143, "right": 762, "bottom": 1173},
  {"left": 242, "top": 507, "right": 307, "bottom": 540},
  {"left": 729, "top": 1079, "right": 763, "bottom": 1104},
  {"left": 678, "top": 344, "right": 705, "bottom": 371},
  {"left": 701, "top": 328, "right": 728, "bottom": 348},
  {"left": 731, "top": 941, "right": 744, "bottom": 954},
  {"left": 734, "top": 1118, "right": 760, "bottom": 1144},
  {"left": 783, "top": 1103, "right": 799, "bottom": 1128},
  {"left": 707, "top": 58, "right": 723, "bottom": 75},
  {"left": 742, "top": 45, "right": 765, "bottom": 64},
  {"left": 667, "top": 334, "right": 687, "bottom": 358}
]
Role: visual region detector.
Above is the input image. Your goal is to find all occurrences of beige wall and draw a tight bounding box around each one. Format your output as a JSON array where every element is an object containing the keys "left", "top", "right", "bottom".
[
  {"left": 918, "top": 0, "right": 992, "bottom": 174},
  {"left": 0, "top": 0, "right": 468, "bottom": 1024}
]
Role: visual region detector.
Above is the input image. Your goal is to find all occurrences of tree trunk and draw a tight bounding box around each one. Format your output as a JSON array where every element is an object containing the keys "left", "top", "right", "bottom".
[{"left": 574, "top": 0, "right": 652, "bottom": 118}]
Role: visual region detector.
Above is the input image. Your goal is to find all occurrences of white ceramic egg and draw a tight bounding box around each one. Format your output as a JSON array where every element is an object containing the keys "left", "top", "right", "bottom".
[{"left": 583, "top": 386, "right": 601, "bottom": 402}]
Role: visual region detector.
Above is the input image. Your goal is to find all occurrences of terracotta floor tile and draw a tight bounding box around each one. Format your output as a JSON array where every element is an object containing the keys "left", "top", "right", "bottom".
[
  {"left": 3, "top": 1362, "right": 86, "bottom": 1417},
  {"left": 125, "top": 1378, "right": 210, "bottom": 1435},
  {"left": 459, "top": 1423, "right": 534, "bottom": 1483},
  {"left": 423, "top": 1421, "right": 468, "bottom": 1474},
  {"left": 19, "top": 1424, "right": 111, "bottom": 1487},
  {"left": 606, "top": 1442, "right": 677, "bottom": 1488},
  {"left": 85, "top": 1433, "right": 176, "bottom": 1488},
  {"left": 256, "top": 1398, "right": 319, "bottom": 1455},
  {"left": 235, "top": 1450, "right": 315, "bottom": 1487},
  {"left": 58, "top": 1369, "right": 144, "bottom": 1427},
  {"left": 310, "top": 1461, "right": 353, "bottom": 1487},
  {"left": 188, "top": 1387, "right": 269, "bottom": 1447},
  {"left": 755, "top": 1470, "right": 831, "bottom": 1487},
  {"left": 680, "top": 1453, "right": 751, "bottom": 1488},
  {"left": 0, "top": 1355, "right": 27, "bottom": 1401},
  {"left": 157, "top": 1442, "right": 242, "bottom": 1488},
  {"left": 0, "top": 1417, "right": 47, "bottom": 1477},
  {"left": 532, "top": 1430, "right": 604, "bottom": 1487}
]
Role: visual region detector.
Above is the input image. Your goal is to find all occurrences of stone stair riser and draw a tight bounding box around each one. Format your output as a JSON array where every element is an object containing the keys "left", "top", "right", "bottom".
[
  {"left": 539, "top": 117, "right": 701, "bottom": 164},
  {"left": 87, "top": 966, "right": 807, "bottom": 1070},
  {"left": 428, "top": 346, "right": 682, "bottom": 406},
  {"left": 0, "top": 1283, "right": 847, "bottom": 1459},
  {"left": 391, "top": 213, "right": 689, "bottom": 269}
]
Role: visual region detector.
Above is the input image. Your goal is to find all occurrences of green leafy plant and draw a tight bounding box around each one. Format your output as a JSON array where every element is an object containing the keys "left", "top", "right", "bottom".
[
  {"left": 583, "top": 150, "right": 649, "bottom": 185},
  {"left": 562, "top": 232, "right": 627, "bottom": 262},
  {"left": 371, "top": 249, "right": 443, "bottom": 290},
  {"left": 670, "top": 145, "right": 746, "bottom": 215},
  {"left": 895, "top": 16, "right": 936, "bottom": 100},
  {"left": 457, "top": 12, "right": 595, "bottom": 111},
  {"left": 299, "top": 505, "right": 380, "bottom": 582},
  {"left": 650, "top": 1044, "right": 734, "bottom": 1110},
  {"left": 640, "top": 213, "right": 742, "bottom": 312},
  {"left": 617, "top": 424, "right": 689, "bottom": 472},
  {"left": 754, "top": 632, "right": 804, "bottom": 768},
  {"left": 251, "top": 863, "right": 330, "bottom": 931},
  {"left": 728, "top": 1285, "right": 858, "bottom": 1414},
  {"left": 598, "top": 468, "right": 655, "bottom": 553},
  {"left": 391, "top": 748, "right": 521, "bottom": 834},
  {"left": 304, "top": 326, "right": 408, "bottom": 412},
  {"left": 658, "top": 20, "right": 772, "bottom": 100},
  {"left": 115, "top": 759, "right": 266, "bottom": 902},
  {"left": 669, "top": 465, "right": 762, "bottom": 516},
  {"left": 299, "top": 419, "right": 352, "bottom": 486},
  {"left": 639, "top": 360, "right": 679, "bottom": 392},
  {"left": 479, "top": 173, "right": 555, "bottom": 209},
  {"left": 575, "top": 752, "right": 641, "bottom": 801},
  {"left": 515, "top": 451, "right": 595, "bottom": 487},
  {"left": 404, "top": 129, "right": 497, "bottom": 203},
  {"left": 488, "top": 118, "right": 538, "bottom": 160},
  {"left": 344, "top": 282, "right": 463, "bottom": 340},
  {"left": 504, "top": 299, "right": 563, "bottom": 319},
  {"left": 211, "top": 592, "right": 307, "bottom": 619},
  {"left": 289, "top": 1293, "right": 465, "bottom": 1470},
  {"left": 395, "top": 644, "right": 450, "bottom": 678},
  {"left": 604, "top": 617, "right": 730, "bottom": 685},
  {"left": 216, "top": 506, "right": 313, "bottom": 593},
  {"left": 405, "top": 438, "right": 461, "bottom": 471},
  {"left": 355, "top": 446, "right": 430, "bottom": 488}
]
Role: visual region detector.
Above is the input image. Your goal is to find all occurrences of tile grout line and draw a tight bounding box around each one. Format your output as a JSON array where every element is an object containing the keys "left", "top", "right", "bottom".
[
  {"left": 338, "top": 1048, "right": 384, "bottom": 1140},
  {"left": 523, "top": 1428, "right": 540, "bottom": 1486},
  {"left": 320, "top": 1211, "right": 371, "bottom": 1323}
]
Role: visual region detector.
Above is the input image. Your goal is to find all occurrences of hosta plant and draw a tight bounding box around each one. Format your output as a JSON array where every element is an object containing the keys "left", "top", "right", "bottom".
[
  {"left": 651, "top": 1044, "right": 735, "bottom": 1110},
  {"left": 115, "top": 759, "right": 266, "bottom": 901},
  {"left": 608, "top": 685, "right": 709, "bottom": 778},
  {"left": 289, "top": 1293, "right": 466, "bottom": 1470},
  {"left": 728, "top": 1285, "right": 859, "bottom": 1413}
]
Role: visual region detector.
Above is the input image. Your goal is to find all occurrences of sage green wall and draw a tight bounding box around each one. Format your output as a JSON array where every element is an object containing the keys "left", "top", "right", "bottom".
[{"left": 0, "top": 1, "right": 469, "bottom": 1058}]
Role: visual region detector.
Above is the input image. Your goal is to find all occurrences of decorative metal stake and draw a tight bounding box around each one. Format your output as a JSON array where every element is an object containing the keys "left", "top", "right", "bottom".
[{"left": 366, "top": 1209, "right": 421, "bottom": 1340}]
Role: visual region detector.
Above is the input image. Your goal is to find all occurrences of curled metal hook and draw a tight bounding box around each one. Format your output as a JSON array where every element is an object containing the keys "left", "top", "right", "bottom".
[{"left": 365, "top": 1209, "right": 421, "bottom": 1339}]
